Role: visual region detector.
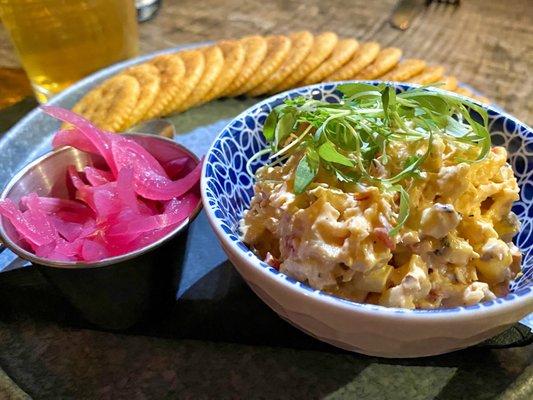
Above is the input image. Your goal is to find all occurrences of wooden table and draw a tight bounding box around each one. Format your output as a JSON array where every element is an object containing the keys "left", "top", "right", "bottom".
[{"left": 1, "top": 0, "right": 532, "bottom": 124}]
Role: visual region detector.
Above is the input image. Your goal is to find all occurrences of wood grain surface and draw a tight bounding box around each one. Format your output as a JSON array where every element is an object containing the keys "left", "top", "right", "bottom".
[{"left": 0, "top": 0, "right": 531, "bottom": 123}]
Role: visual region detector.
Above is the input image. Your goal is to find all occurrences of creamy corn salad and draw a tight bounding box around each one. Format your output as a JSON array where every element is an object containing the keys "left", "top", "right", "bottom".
[
  {"left": 239, "top": 84, "right": 522, "bottom": 309},
  {"left": 241, "top": 138, "right": 521, "bottom": 308}
]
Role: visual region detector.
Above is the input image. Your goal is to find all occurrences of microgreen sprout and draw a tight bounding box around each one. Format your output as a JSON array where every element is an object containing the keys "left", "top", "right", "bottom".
[{"left": 249, "top": 83, "right": 491, "bottom": 236}]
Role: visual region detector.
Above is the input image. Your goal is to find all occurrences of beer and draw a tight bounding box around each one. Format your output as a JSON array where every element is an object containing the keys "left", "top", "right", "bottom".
[{"left": 0, "top": 0, "right": 139, "bottom": 102}]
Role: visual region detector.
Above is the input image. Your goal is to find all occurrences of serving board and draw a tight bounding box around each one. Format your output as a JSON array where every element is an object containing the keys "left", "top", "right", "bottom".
[{"left": 0, "top": 44, "right": 531, "bottom": 343}]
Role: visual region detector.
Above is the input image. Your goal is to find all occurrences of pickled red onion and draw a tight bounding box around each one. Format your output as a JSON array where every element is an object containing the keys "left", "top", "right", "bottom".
[
  {"left": 21, "top": 195, "right": 93, "bottom": 224},
  {"left": 81, "top": 240, "right": 109, "bottom": 262},
  {"left": 0, "top": 107, "right": 202, "bottom": 263},
  {"left": 42, "top": 106, "right": 119, "bottom": 176},
  {"left": 84, "top": 167, "right": 113, "bottom": 186},
  {"left": 163, "top": 157, "right": 190, "bottom": 179},
  {"left": 115, "top": 167, "right": 140, "bottom": 215},
  {"left": 107, "top": 190, "right": 199, "bottom": 238},
  {"left": 21, "top": 195, "right": 89, "bottom": 215},
  {"left": 0, "top": 198, "right": 57, "bottom": 248},
  {"left": 53, "top": 129, "right": 99, "bottom": 155}
]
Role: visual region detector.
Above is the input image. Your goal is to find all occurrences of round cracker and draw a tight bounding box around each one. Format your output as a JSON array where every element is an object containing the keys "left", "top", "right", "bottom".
[
  {"left": 300, "top": 38, "right": 359, "bottom": 85},
  {"left": 409, "top": 65, "right": 445, "bottom": 84},
  {"left": 440, "top": 76, "right": 458, "bottom": 91},
  {"left": 176, "top": 45, "right": 224, "bottom": 112},
  {"left": 453, "top": 86, "right": 474, "bottom": 98},
  {"left": 144, "top": 54, "right": 185, "bottom": 119},
  {"left": 72, "top": 74, "right": 140, "bottom": 132},
  {"left": 473, "top": 94, "right": 490, "bottom": 104},
  {"left": 221, "top": 35, "right": 267, "bottom": 96},
  {"left": 354, "top": 47, "right": 402, "bottom": 80},
  {"left": 230, "top": 35, "right": 291, "bottom": 96},
  {"left": 248, "top": 31, "right": 314, "bottom": 96},
  {"left": 200, "top": 40, "right": 245, "bottom": 103},
  {"left": 381, "top": 58, "right": 426, "bottom": 81},
  {"left": 165, "top": 49, "right": 205, "bottom": 115},
  {"left": 120, "top": 63, "right": 161, "bottom": 128},
  {"left": 274, "top": 32, "right": 338, "bottom": 92},
  {"left": 453, "top": 86, "right": 490, "bottom": 104},
  {"left": 326, "top": 41, "right": 381, "bottom": 81}
]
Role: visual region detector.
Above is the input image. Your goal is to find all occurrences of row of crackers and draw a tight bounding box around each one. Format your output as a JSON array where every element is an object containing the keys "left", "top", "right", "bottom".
[{"left": 72, "top": 31, "right": 487, "bottom": 132}]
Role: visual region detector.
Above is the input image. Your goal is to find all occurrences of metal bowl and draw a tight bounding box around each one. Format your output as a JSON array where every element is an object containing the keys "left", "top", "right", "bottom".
[{"left": 0, "top": 133, "right": 202, "bottom": 329}]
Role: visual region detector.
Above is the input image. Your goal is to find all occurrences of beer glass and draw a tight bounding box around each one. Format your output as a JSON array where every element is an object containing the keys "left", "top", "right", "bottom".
[{"left": 0, "top": 0, "right": 139, "bottom": 102}]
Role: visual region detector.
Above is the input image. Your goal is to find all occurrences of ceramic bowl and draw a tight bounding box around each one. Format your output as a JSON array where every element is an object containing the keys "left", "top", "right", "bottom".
[{"left": 201, "top": 81, "right": 533, "bottom": 358}]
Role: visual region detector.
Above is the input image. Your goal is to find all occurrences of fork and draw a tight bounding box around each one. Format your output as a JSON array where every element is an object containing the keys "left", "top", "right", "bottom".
[{"left": 390, "top": 0, "right": 460, "bottom": 31}]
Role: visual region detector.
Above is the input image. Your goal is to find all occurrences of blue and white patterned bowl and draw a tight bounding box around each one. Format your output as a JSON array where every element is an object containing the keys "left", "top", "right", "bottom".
[{"left": 201, "top": 81, "right": 533, "bottom": 358}]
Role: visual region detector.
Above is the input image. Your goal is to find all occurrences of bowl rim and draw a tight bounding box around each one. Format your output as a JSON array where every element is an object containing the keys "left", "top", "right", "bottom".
[
  {"left": 0, "top": 132, "right": 202, "bottom": 269},
  {"left": 201, "top": 80, "right": 533, "bottom": 320}
]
